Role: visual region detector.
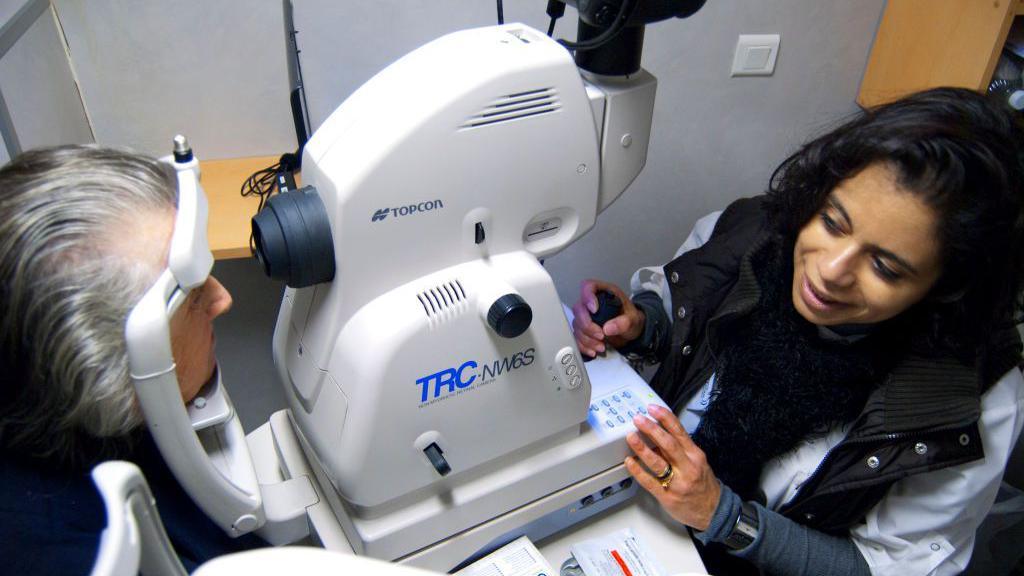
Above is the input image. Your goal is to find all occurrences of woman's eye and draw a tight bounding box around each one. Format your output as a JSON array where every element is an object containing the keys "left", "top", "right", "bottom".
[
  {"left": 820, "top": 212, "right": 841, "bottom": 234},
  {"left": 872, "top": 257, "right": 901, "bottom": 282}
]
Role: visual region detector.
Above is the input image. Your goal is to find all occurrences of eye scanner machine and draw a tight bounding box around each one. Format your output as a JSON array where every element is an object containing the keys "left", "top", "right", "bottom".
[{"left": 129, "top": 2, "right": 706, "bottom": 573}]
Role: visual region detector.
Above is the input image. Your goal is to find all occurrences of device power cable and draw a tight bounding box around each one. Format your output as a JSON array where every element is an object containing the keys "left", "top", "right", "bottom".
[
  {"left": 557, "top": 0, "right": 637, "bottom": 52},
  {"left": 546, "top": 0, "right": 565, "bottom": 36}
]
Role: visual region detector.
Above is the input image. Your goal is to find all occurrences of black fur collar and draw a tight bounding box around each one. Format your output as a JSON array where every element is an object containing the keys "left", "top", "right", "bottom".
[{"left": 691, "top": 237, "right": 905, "bottom": 499}]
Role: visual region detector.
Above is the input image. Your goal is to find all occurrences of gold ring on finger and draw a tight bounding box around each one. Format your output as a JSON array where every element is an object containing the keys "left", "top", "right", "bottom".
[
  {"left": 654, "top": 463, "right": 673, "bottom": 481},
  {"left": 659, "top": 467, "right": 675, "bottom": 489}
]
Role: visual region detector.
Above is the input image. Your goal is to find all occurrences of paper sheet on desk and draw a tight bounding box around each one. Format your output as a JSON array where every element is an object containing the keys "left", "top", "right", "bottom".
[
  {"left": 570, "top": 528, "right": 666, "bottom": 576},
  {"left": 455, "top": 536, "right": 555, "bottom": 576}
]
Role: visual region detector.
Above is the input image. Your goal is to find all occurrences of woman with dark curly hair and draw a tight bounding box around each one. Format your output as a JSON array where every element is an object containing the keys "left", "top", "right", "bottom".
[{"left": 572, "top": 87, "right": 1024, "bottom": 575}]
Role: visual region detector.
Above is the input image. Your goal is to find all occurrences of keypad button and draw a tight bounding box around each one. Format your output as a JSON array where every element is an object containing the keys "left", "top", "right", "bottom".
[
  {"left": 609, "top": 407, "right": 618, "bottom": 415},
  {"left": 617, "top": 415, "right": 626, "bottom": 423},
  {"left": 622, "top": 391, "right": 632, "bottom": 398},
  {"left": 566, "top": 364, "right": 578, "bottom": 376},
  {"left": 590, "top": 404, "right": 598, "bottom": 412},
  {"left": 561, "top": 353, "right": 573, "bottom": 365},
  {"left": 606, "top": 420, "right": 615, "bottom": 428},
  {"left": 612, "top": 395, "right": 621, "bottom": 402},
  {"left": 602, "top": 399, "right": 610, "bottom": 407}
]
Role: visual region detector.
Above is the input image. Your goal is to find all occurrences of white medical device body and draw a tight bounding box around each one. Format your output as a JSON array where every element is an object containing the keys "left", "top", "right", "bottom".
[
  {"left": 127, "top": 23, "right": 667, "bottom": 573},
  {"left": 255, "top": 23, "right": 664, "bottom": 570}
]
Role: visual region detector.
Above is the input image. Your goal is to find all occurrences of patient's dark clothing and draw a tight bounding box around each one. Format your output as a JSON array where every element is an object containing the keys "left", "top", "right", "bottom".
[{"left": 0, "top": 431, "right": 263, "bottom": 574}]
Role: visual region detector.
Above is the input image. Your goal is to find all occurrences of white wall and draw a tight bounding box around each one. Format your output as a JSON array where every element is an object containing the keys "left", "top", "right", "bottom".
[
  {"left": 53, "top": 0, "right": 295, "bottom": 159},
  {"left": 0, "top": 0, "right": 92, "bottom": 155}
]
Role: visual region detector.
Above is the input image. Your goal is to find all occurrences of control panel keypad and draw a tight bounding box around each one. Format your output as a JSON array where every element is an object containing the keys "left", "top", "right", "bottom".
[{"left": 588, "top": 387, "right": 657, "bottom": 430}]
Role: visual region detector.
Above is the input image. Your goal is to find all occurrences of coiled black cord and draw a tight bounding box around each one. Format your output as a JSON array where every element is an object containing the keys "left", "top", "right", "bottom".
[
  {"left": 241, "top": 156, "right": 293, "bottom": 254},
  {"left": 557, "top": 0, "right": 636, "bottom": 52}
]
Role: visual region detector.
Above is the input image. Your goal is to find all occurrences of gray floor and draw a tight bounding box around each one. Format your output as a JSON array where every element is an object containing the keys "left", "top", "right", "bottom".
[{"left": 211, "top": 256, "right": 288, "bottom": 432}]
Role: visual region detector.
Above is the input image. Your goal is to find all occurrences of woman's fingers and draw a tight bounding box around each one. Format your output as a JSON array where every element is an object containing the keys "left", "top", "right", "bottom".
[
  {"left": 574, "top": 329, "right": 605, "bottom": 357},
  {"left": 625, "top": 431, "right": 671, "bottom": 477},
  {"left": 602, "top": 314, "right": 632, "bottom": 337},
  {"left": 625, "top": 455, "right": 667, "bottom": 497},
  {"left": 579, "top": 279, "right": 601, "bottom": 314},
  {"left": 631, "top": 413, "right": 684, "bottom": 462},
  {"left": 571, "top": 297, "right": 606, "bottom": 357},
  {"left": 648, "top": 404, "right": 696, "bottom": 448}
]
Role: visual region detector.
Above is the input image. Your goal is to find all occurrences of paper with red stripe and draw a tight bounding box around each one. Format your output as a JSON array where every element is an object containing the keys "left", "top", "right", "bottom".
[{"left": 569, "top": 528, "right": 665, "bottom": 576}]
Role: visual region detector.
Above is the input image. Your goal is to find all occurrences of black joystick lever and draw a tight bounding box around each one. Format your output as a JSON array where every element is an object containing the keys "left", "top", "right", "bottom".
[
  {"left": 589, "top": 290, "right": 623, "bottom": 326},
  {"left": 584, "top": 291, "right": 623, "bottom": 362}
]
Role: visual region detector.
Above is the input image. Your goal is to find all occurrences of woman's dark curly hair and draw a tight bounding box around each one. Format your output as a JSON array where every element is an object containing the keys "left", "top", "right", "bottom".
[{"left": 765, "top": 87, "right": 1024, "bottom": 360}]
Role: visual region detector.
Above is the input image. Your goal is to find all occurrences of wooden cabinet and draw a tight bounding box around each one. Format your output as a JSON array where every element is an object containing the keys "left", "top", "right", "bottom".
[{"left": 858, "top": 0, "right": 1024, "bottom": 107}]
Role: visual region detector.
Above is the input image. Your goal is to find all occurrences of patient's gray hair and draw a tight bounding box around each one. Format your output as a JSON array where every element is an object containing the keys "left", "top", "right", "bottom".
[{"left": 0, "top": 145, "right": 176, "bottom": 466}]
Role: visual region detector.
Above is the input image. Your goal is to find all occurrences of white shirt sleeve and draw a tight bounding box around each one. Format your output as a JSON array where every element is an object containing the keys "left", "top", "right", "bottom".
[
  {"left": 629, "top": 210, "right": 723, "bottom": 320},
  {"left": 850, "top": 367, "right": 1024, "bottom": 576}
]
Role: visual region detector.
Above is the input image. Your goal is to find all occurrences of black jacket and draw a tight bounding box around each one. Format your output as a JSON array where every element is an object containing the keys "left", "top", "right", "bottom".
[
  {"left": 0, "top": 431, "right": 264, "bottom": 574},
  {"left": 643, "top": 196, "right": 1022, "bottom": 534}
]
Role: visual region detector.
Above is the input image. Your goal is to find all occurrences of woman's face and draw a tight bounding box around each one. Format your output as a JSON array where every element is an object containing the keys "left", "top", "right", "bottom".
[
  {"left": 169, "top": 276, "right": 233, "bottom": 403},
  {"left": 791, "top": 163, "right": 943, "bottom": 327}
]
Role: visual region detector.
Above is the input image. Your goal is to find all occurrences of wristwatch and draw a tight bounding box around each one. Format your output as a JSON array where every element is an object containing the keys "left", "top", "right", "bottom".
[{"left": 723, "top": 501, "right": 759, "bottom": 550}]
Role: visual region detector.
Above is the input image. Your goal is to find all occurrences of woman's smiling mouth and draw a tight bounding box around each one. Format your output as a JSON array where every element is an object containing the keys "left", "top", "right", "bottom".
[{"left": 801, "top": 274, "right": 847, "bottom": 312}]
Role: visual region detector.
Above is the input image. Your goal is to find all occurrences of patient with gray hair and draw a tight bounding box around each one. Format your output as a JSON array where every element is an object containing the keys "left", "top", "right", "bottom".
[{"left": 0, "top": 145, "right": 263, "bottom": 573}]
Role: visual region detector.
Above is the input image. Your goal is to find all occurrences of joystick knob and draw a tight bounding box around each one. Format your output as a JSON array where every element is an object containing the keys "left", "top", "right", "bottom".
[
  {"left": 589, "top": 291, "right": 623, "bottom": 326},
  {"left": 584, "top": 291, "right": 623, "bottom": 363}
]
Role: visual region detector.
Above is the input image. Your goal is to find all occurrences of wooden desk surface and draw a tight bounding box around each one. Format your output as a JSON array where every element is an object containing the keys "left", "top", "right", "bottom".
[{"left": 202, "top": 155, "right": 293, "bottom": 260}]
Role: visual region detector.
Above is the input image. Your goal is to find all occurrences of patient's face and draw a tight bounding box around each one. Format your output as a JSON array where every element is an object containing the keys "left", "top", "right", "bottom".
[
  {"left": 146, "top": 209, "right": 233, "bottom": 403},
  {"left": 170, "top": 275, "right": 233, "bottom": 403}
]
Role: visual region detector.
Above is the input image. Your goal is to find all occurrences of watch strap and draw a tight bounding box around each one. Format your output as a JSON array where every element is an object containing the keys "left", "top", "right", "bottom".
[{"left": 723, "top": 501, "right": 759, "bottom": 550}]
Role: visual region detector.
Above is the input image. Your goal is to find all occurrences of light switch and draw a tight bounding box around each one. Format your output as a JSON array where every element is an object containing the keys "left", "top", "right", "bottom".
[{"left": 731, "top": 34, "right": 780, "bottom": 77}]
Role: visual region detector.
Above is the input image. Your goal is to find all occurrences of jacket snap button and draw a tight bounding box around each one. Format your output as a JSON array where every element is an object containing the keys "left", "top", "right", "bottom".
[
  {"left": 914, "top": 442, "right": 928, "bottom": 455},
  {"left": 959, "top": 434, "right": 970, "bottom": 446},
  {"left": 804, "top": 512, "right": 815, "bottom": 521},
  {"left": 670, "top": 271, "right": 679, "bottom": 284},
  {"left": 677, "top": 306, "right": 687, "bottom": 319},
  {"left": 681, "top": 344, "right": 693, "bottom": 356},
  {"left": 930, "top": 543, "right": 940, "bottom": 552},
  {"left": 866, "top": 456, "right": 880, "bottom": 469}
]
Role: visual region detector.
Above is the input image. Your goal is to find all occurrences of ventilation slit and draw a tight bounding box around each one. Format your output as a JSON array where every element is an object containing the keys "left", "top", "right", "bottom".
[
  {"left": 442, "top": 284, "right": 455, "bottom": 304},
  {"left": 417, "top": 294, "right": 431, "bottom": 316},
  {"left": 455, "top": 280, "right": 467, "bottom": 299},
  {"left": 508, "top": 88, "right": 549, "bottom": 98},
  {"left": 462, "top": 88, "right": 559, "bottom": 129},
  {"left": 431, "top": 288, "right": 447, "bottom": 308}
]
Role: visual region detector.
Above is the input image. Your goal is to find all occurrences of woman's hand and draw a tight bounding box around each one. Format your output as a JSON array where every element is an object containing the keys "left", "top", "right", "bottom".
[
  {"left": 625, "top": 404, "right": 722, "bottom": 531},
  {"left": 571, "top": 279, "right": 645, "bottom": 358}
]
